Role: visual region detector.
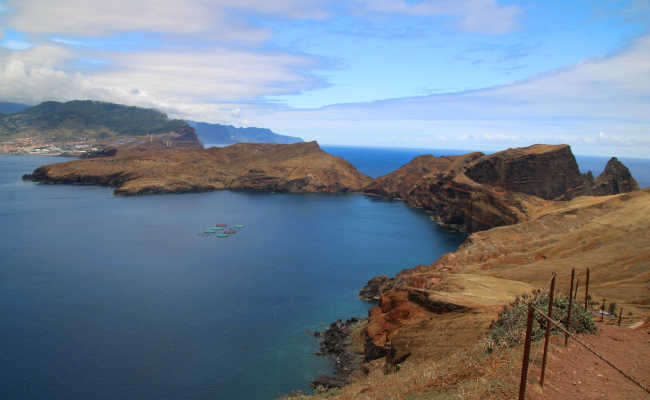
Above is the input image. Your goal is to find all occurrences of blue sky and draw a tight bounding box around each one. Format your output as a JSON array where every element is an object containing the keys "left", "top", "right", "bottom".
[{"left": 0, "top": 0, "right": 649, "bottom": 156}]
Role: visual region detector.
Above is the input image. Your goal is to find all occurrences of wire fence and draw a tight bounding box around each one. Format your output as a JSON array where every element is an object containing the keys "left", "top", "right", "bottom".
[{"left": 518, "top": 268, "right": 650, "bottom": 399}]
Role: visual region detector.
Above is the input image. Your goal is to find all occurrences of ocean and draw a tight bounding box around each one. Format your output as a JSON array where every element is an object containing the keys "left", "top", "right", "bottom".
[
  {"left": 0, "top": 154, "right": 464, "bottom": 399},
  {"left": 1, "top": 147, "right": 648, "bottom": 400}
]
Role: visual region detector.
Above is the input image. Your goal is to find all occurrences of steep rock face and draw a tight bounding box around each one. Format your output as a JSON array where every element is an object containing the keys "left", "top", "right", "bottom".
[
  {"left": 24, "top": 141, "right": 371, "bottom": 195},
  {"left": 593, "top": 157, "right": 640, "bottom": 195},
  {"left": 465, "top": 145, "right": 588, "bottom": 200},
  {"left": 364, "top": 144, "right": 638, "bottom": 233}
]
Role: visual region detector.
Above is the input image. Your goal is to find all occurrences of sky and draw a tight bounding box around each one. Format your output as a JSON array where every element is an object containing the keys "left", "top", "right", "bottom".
[{"left": 0, "top": 0, "right": 649, "bottom": 157}]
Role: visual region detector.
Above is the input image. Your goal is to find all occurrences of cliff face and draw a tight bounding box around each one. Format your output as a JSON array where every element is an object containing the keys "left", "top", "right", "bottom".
[
  {"left": 364, "top": 144, "right": 639, "bottom": 232},
  {"left": 24, "top": 141, "right": 371, "bottom": 195},
  {"left": 464, "top": 145, "right": 589, "bottom": 200},
  {"left": 592, "top": 157, "right": 640, "bottom": 195}
]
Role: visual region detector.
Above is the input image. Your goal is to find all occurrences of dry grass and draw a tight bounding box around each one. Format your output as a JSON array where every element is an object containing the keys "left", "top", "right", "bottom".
[{"left": 282, "top": 336, "right": 540, "bottom": 400}]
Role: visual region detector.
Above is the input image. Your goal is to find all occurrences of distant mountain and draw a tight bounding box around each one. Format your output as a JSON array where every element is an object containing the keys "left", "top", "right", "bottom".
[
  {"left": 0, "top": 102, "right": 31, "bottom": 114},
  {"left": 188, "top": 121, "right": 303, "bottom": 145},
  {"left": 0, "top": 100, "right": 193, "bottom": 141}
]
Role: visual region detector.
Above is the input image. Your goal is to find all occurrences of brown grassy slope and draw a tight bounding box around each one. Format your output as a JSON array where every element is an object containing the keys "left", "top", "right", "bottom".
[
  {"left": 416, "top": 188, "right": 650, "bottom": 312},
  {"left": 26, "top": 141, "right": 372, "bottom": 195}
]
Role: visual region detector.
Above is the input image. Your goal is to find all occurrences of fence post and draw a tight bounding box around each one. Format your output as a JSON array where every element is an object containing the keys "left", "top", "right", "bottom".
[
  {"left": 584, "top": 268, "right": 590, "bottom": 309},
  {"left": 519, "top": 304, "right": 535, "bottom": 400},
  {"left": 618, "top": 308, "right": 623, "bottom": 326},
  {"left": 540, "top": 273, "right": 556, "bottom": 387},
  {"left": 565, "top": 268, "right": 575, "bottom": 346}
]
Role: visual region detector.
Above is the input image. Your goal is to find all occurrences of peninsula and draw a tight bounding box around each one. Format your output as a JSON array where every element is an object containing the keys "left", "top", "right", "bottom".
[{"left": 23, "top": 141, "right": 372, "bottom": 195}]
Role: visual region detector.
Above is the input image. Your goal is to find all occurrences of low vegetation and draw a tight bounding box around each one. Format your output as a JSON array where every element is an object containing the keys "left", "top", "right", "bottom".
[{"left": 483, "top": 290, "right": 597, "bottom": 352}]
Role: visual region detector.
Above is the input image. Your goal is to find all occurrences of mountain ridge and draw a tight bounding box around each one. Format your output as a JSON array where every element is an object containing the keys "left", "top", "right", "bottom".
[{"left": 188, "top": 120, "right": 303, "bottom": 145}]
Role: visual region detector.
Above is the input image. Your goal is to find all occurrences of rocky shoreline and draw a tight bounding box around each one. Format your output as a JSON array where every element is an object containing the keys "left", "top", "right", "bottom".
[{"left": 311, "top": 318, "right": 366, "bottom": 390}]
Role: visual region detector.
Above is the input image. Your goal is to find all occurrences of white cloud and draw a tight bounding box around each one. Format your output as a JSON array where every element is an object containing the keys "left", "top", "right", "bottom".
[
  {"left": 0, "top": 43, "right": 323, "bottom": 125},
  {"left": 4, "top": 0, "right": 520, "bottom": 40},
  {"left": 4, "top": 0, "right": 269, "bottom": 42},
  {"left": 3, "top": 0, "right": 332, "bottom": 41},
  {"left": 354, "top": 0, "right": 521, "bottom": 34}
]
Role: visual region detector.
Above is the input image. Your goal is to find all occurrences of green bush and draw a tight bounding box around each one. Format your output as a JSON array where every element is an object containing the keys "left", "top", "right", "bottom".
[{"left": 483, "top": 290, "right": 597, "bottom": 353}]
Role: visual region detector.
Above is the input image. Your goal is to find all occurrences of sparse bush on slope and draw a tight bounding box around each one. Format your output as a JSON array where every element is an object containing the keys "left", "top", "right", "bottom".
[{"left": 484, "top": 290, "right": 597, "bottom": 352}]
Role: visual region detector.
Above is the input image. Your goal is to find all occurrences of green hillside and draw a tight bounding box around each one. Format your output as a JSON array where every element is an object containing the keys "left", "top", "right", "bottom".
[{"left": 0, "top": 100, "right": 191, "bottom": 140}]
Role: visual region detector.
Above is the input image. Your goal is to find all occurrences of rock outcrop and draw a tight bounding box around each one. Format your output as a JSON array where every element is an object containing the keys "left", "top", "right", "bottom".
[
  {"left": 592, "top": 157, "right": 640, "bottom": 195},
  {"left": 464, "top": 145, "right": 590, "bottom": 200},
  {"left": 23, "top": 141, "right": 372, "bottom": 195},
  {"left": 364, "top": 144, "right": 639, "bottom": 233}
]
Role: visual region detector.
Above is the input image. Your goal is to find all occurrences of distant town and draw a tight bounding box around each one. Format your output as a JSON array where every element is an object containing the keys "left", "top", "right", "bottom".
[{"left": 0, "top": 136, "right": 107, "bottom": 157}]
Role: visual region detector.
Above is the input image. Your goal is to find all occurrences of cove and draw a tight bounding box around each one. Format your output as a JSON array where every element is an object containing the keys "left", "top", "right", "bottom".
[{"left": 0, "top": 155, "right": 464, "bottom": 399}]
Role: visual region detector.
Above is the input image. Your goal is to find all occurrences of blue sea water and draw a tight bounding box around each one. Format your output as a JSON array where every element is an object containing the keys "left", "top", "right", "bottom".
[{"left": 0, "top": 154, "right": 464, "bottom": 400}]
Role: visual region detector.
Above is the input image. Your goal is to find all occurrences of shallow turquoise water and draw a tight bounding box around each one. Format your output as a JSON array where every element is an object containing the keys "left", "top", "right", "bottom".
[{"left": 0, "top": 154, "right": 464, "bottom": 399}]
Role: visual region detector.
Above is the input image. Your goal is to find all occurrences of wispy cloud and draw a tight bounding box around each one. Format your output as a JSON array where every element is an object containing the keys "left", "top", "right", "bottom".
[
  {"left": 0, "top": 43, "right": 325, "bottom": 120},
  {"left": 248, "top": 34, "right": 650, "bottom": 157},
  {"left": 1, "top": 39, "right": 32, "bottom": 50},
  {"left": 353, "top": 0, "right": 521, "bottom": 34}
]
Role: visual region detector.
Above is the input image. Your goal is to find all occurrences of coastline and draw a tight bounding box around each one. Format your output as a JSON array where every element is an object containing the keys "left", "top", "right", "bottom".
[{"left": 14, "top": 143, "right": 648, "bottom": 396}]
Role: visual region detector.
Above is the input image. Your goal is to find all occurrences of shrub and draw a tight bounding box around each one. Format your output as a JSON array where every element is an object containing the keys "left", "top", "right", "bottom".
[{"left": 483, "top": 290, "right": 597, "bottom": 353}]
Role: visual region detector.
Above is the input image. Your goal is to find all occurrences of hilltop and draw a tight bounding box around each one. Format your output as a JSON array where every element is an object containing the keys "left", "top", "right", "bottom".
[
  {"left": 0, "top": 100, "right": 197, "bottom": 142},
  {"left": 365, "top": 144, "right": 639, "bottom": 232},
  {"left": 189, "top": 121, "right": 303, "bottom": 145},
  {"left": 24, "top": 141, "right": 371, "bottom": 195},
  {"left": 0, "top": 102, "right": 31, "bottom": 114}
]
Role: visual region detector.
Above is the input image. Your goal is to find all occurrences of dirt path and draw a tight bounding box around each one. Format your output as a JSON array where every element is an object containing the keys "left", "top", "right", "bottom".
[{"left": 528, "top": 321, "right": 650, "bottom": 399}]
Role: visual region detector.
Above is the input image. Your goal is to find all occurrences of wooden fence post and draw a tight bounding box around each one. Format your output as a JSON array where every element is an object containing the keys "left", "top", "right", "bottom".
[
  {"left": 519, "top": 304, "right": 535, "bottom": 400},
  {"left": 565, "top": 268, "right": 575, "bottom": 346},
  {"left": 618, "top": 308, "right": 623, "bottom": 326},
  {"left": 584, "top": 268, "right": 590, "bottom": 309},
  {"left": 540, "top": 273, "right": 556, "bottom": 387}
]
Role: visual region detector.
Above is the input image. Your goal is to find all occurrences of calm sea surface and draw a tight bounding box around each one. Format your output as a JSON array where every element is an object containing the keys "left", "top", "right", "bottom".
[
  {"left": 0, "top": 154, "right": 464, "bottom": 399},
  {"left": 2, "top": 147, "right": 649, "bottom": 400}
]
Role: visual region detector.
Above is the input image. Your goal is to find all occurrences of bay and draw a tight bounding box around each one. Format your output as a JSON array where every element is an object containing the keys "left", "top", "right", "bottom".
[{"left": 0, "top": 154, "right": 464, "bottom": 399}]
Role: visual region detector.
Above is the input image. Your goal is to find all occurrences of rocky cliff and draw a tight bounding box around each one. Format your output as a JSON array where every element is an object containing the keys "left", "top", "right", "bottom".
[
  {"left": 364, "top": 144, "right": 639, "bottom": 232},
  {"left": 592, "top": 157, "right": 640, "bottom": 195},
  {"left": 24, "top": 141, "right": 371, "bottom": 195}
]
